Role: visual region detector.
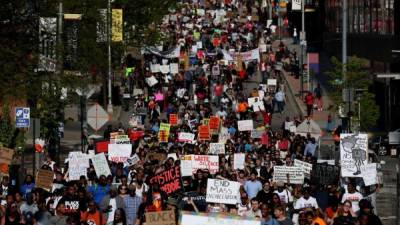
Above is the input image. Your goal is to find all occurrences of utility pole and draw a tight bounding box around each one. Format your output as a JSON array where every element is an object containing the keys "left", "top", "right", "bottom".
[
  {"left": 107, "top": 0, "right": 113, "bottom": 113},
  {"left": 55, "top": 1, "right": 63, "bottom": 166},
  {"left": 342, "top": 0, "right": 349, "bottom": 132},
  {"left": 299, "top": 0, "right": 306, "bottom": 98}
]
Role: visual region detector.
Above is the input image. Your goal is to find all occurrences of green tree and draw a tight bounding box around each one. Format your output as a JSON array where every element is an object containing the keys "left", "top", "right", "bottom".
[
  {"left": 0, "top": 104, "right": 15, "bottom": 148},
  {"left": 326, "top": 56, "right": 380, "bottom": 131}
]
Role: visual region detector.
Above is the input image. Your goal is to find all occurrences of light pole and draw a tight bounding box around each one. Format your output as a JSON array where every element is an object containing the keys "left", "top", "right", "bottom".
[
  {"left": 107, "top": 0, "right": 113, "bottom": 113},
  {"left": 299, "top": 0, "right": 306, "bottom": 98}
]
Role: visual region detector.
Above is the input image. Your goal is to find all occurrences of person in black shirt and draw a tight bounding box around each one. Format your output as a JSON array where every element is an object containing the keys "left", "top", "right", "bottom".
[
  {"left": 256, "top": 182, "right": 273, "bottom": 206},
  {"left": 358, "top": 199, "right": 382, "bottom": 225}
]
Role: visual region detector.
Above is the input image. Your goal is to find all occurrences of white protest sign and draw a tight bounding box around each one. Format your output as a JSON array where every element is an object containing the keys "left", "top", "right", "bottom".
[
  {"left": 170, "top": 63, "right": 179, "bottom": 74},
  {"left": 91, "top": 153, "right": 111, "bottom": 177},
  {"left": 124, "top": 154, "right": 141, "bottom": 167},
  {"left": 259, "top": 44, "right": 267, "bottom": 53},
  {"left": 238, "top": 120, "right": 254, "bottom": 131},
  {"left": 180, "top": 155, "right": 194, "bottom": 177},
  {"left": 267, "top": 79, "right": 277, "bottom": 86},
  {"left": 196, "top": 41, "right": 203, "bottom": 49},
  {"left": 159, "top": 64, "right": 170, "bottom": 74},
  {"left": 340, "top": 133, "right": 368, "bottom": 177},
  {"left": 209, "top": 143, "right": 225, "bottom": 154},
  {"left": 251, "top": 130, "right": 264, "bottom": 139},
  {"left": 248, "top": 97, "right": 265, "bottom": 112},
  {"left": 218, "top": 127, "right": 230, "bottom": 144},
  {"left": 68, "top": 152, "right": 90, "bottom": 168},
  {"left": 191, "top": 45, "right": 198, "bottom": 53},
  {"left": 233, "top": 153, "right": 245, "bottom": 170},
  {"left": 212, "top": 65, "right": 220, "bottom": 76},
  {"left": 178, "top": 132, "right": 195, "bottom": 142},
  {"left": 69, "top": 167, "right": 87, "bottom": 181},
  {"left": 150, "top": 64, "right": 160, "bottom": 73},
  {"left": 108, "top": 144, "right": 132, "bottom": 163},
  {"left": 146, "top": 76, "right": 158, "bottom": 87},
  {"left": 273, "top": 166, "right": 305, "bottom": 184},
  {"left": 294, "top": 159, "right": 313, "bottom": 178},
  {"left": 206, "top": 179, "right": 240, "bottom": 205},
  {"left": 180, "top": 212, "right": 261, "bottom": 225},
  {"left": 180, "top": 155, "right": 219, "bottom": 176},
  {"left": 362, "top": 163, "right": 377, "bottom": 186},
  {"left": 167, "top": 153, "right": 178, "bottom": 161},
  {"left": 259, "top": 84, "right": 267, "bottom": 92}
]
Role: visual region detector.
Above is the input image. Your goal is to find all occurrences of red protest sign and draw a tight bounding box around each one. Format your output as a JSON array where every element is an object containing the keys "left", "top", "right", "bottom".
[
  {"left": 209, "top": 116, "right": 220, "bottom": 130},
  {"left": 198, "top": 125, "right": 211, "bottom": 141},
  {"left": 169, "top": 114, "right": 178, "bottom": 126},
  {"left": 130, "top": 131, "right": 144, "bottom": 141},
  {"left": 150, "top": 165, "right": 182, "bottom": 195},
  {"left": 96, "top": 140, "right": 110, "bottom": 153},
  {"left": 158, "top": 130, "right": 169, "bottom": 143}
]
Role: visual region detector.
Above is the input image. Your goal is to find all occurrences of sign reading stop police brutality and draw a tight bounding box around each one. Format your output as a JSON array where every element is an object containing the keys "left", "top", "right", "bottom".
[
  {"left": 150, "top": 165, "right": 182, "bottom": 195},
  {"left": 206, "top": 179, "right": 240, "bottom": 204},
  {"left": 340, "top": 133, "right": 368, "bottom": 177}
]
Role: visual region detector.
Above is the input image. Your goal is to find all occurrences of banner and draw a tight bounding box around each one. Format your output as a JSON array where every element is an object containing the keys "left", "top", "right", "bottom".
[
  {"left": 340, "top": 133, "right": 368, "bottom": 177},
  {"left": 146, "top": 210, "right": 175, "bottom": 225},
  {"left": 198, "top": 125, "right": 211, "bottom": 140},
  {"left": 68, "top": 152, "right": 90, "bottom": 168},
  {"left": 294, "top": 159, "right": 313, "bottom": 178},
  {"left": 218, "top": 127, "right": 230, "bottom": 144},
  {"left": 222, "top": 48, "right": 261, "bottom": 62},
  {"left": 178, "top": 132, "right": 195, "bottom": 142},
  {"left": 233, "top": 153, "right": 245, "bottom": 170},
  {"left": 38, "top": 17, "right": 57, "bottom": 72},
  {"left": 150, "top": 165, "right": 182, "bottom": 194},
  {"left": 0, "top": 146, "right": 14, "bottom": 165},
  {"left": 209, "top": 143, "right": 225, "bottom": 154},
  {"left": 112, "top": 9, "right": 123, "bottom": 42},
  {"left": 273, "top": 166, "right": 304, "bottom": 184},
  {"left": 108, "top": 144, "right": 132, "bottom": 163},
  {"left": 91, "top": 153, "right": 111, "bottom": 177},
  {"left": 180, "top": 155, "right": 219, "bottom": 176},
  {"left": 238, "top": 120, "right": 253, "bottom": 131},
  {"left": 96, "top": 9, "right": 107, "bottom": 42},
  {"left": 251, "top": 130, "right": 264, "bottom": 139},
  {"left": 180, "top": 212, "right": 261, "bottom": 225},
  {"left": 362, "top": 163, "right": 377, "bottom": 186},
  {"left": 69, "top": 167, "right": 87, "bottom": 181},
  {"left": 36, "top": 169, "right": 54, "bottom": 191},
  {"left": 206, "top": 179, "right": 240, "bottom": 204},
  {"left": 311, "top": 163, "right": 339, "bottom": 185}
]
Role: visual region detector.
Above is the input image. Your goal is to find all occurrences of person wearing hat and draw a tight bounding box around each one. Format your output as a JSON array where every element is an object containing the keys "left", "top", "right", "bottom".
[{"left": 358, "top": 199, "right": 382, "bottom": 225}]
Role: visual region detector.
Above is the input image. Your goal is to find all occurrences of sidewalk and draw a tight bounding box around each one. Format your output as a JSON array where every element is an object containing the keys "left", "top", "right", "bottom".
[{"left": 272, "top": 38, "right": 336, "bottom": 135}]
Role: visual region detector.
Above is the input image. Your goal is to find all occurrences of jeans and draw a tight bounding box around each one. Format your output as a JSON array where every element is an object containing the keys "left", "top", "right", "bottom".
[{"left": 276, "top": 101, "right": 284, "bottom": 113}]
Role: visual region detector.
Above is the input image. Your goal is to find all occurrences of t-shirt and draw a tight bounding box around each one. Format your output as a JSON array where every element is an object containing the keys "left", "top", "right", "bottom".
[
  {"left": 294, "top": 196, "right": 319, "bottom": 210},
  {"left": 106, "top": 198, "right": 117, "bottom": 224},
  {"left": 341, "top": 192, "right": 363, "bottom": 212},
  {"left": 244, "top": 180, "right": 263, "bottom": 199},
  {"left": 81, "top": 211, "right": 106, "bottom": 225},
  {"left": 274, "top": 190, "right": 292, "bottom": 204}
]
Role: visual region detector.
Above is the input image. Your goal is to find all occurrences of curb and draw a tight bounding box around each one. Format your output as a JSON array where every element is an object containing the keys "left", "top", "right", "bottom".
[{"left": 282, "top": 72, "right": 305, "bottom": 118}]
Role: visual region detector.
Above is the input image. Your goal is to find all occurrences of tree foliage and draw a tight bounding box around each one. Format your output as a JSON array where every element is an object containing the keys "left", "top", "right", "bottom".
[{"left": 326, "top": 56, "right": 380, "bottom": 131}]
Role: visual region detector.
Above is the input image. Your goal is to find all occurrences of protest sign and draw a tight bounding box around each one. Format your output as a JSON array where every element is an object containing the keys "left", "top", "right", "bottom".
[
  {"left": 202, "top": 118, "right": 210, "bottom": 125},
  {"left": 180, "top": 155, "right": 194, "bottom": 177},
  {"left": 0, "top": 146, "right": 14, "bottom": 165},
  {"left": 95, "top": 140, "right": 109, "bottom": 153},
  {"left": 248, "top": 97, "right": 265, "bottom": 112},
  {"left": 150, "top": 165, "right": 182, "bottom": 194},
  {"left": 238, "top": 120, "right": 253, "bottom": 131},
  {"left": 294, "top": 159, "right": 313, "bottom": 178},
  {"left": 181, "top": 155, "right": 219, "bottom": 175},
  {"left": 36, "top": 169, "right": 54, "bottom": 191},
  {"left": 158, "top": 130, "right": 169, "bottom": 143},
  {"left": 169, "top": 63, "right": 179, "bottom": 74},
  {"left": 340, "top": 133, "right": 368, "bottom": 177},
  {"left": 146, "top": 76, "right": 158, "bottom": 87},
  {"left": 68, "top": 152, "right": 90, "bottom": 168},
  {"left": 362, "top": 163, "right": 377, "bottom": 186},
  {"left": 169, "top": 114, "right": 178, "bottom": 126},
  {"left": 69, "top": 167, "right": 87, "bottom": 181},
  {"left": 124, "top": 154, "right": 141, "bottom": 167},
  {"left": 209, "top": 143, "right": 225, "bottom": 154},
  {"left": 273, "top": 166, "right": 304, "bottom": 184},
  {"left": 196, "top": 41, "right": 203, "bottom": 49},
  {"left": 159, "top": 64, "right": 170, "bottom": 74},
  {"left": 212, "top": 65, "right": 220, "bottom": 76},
  {"left": 146, "top": 210, "right": 175, "bottom": 225},
  {"left": 251, "top": 130, "right": 264, "bottom": 139},
  {"left": 267, "top": 79, "right": 277, "bottom": 86},
  {"left": 311, "top": 163, "right": 339, "bottom": 185},
  {"left": 180, "top": 212, "right": 261, "bottom": 225},
  {"left": 206, "top": 179, "right": 240, "bottom": 204},
  {"left": 209, "top": 116, "right": 220, "bottom": 130},
  {"left": 150, "top": 64, "right": 160, "bottom": 73},
  {"left": 108, "top": 144, "right": 132, "bottom": 163},
  {"left": 159, "top": 123, "right": 171, "bottom": 135},
  {"left": 233, "top": 153, "right": 245, "bottom": 169},
  {"left": 146, "top": 152, "right": 167, "bottom": 164},
  {"left": 91, "top": 153, "right": 111, "bottom": 177},
  {"left": 130, "top": 130, "right": 144, "bottom": 141},
  {"left": 259, "top": 44, "right": 267, "bottom": 53},
  {"left": 167, "top": 153, "right": 178, "bottom": 161},
  {"left": 218, "top": 127, "right": 230, "bottom": 144},
  {"left": 198, "top": 125, "right": 211, "bottom": 140},
  {"left": 178, "top": 132, "right": 195, "bottom": 142}
]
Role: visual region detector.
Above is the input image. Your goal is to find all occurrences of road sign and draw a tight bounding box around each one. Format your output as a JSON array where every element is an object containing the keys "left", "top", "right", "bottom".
[
  {"left": 87, "top": 104, "right": 109, "bottom": 131},
  {"left": 15, "top": 107, "right": 30, "bottom": 128}
]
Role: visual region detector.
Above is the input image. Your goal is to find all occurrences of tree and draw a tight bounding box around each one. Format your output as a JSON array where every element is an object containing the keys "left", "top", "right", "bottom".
[
  {"left": 326, "top": 56, "right": 380, "bottom": 131},
  {"left": 0, "top": 104, "right": 15, "bottom": 148}
]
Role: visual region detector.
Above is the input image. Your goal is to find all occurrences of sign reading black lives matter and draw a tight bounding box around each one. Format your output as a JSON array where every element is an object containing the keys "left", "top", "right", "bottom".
[
  {"left": 150, "top": 165, "right": 183, "bottom": 195},
  {"left": 206, "top": 179, "right": 240, "bottom": 205}
]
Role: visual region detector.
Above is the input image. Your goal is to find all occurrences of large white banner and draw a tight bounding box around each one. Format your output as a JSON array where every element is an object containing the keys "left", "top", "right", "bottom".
[
  {"left": 108, "top": 144, "right": 132, "bottom": 163},
  {"left": 206, "top": 179, "right": 240, "bottom": 205},
  {"left": 91, "top": 153, "right": 111, "bottom": 177},
  {"left": 294, "top": 159, "right": 312, "bottom": 178},
  {"left": 238, "top": 120, "right": 254, "bottom": 131},
  {"left": 340, "top": 133, "right": 368, "bottom": 177},
  {"left": 233, "top": 153, "right": 245, "bottom": 170},
  {"left": 180, "top": 155, "right": 219, "bottom": 176},
  {"left": 209, "top": 143, "right": 225, "bottom": 154},
  {"left": 273, "top": 166, "right": 305, "bottom": 184},
  {"left": 180, "top": 212, "right": 261, "bottom": 225}
]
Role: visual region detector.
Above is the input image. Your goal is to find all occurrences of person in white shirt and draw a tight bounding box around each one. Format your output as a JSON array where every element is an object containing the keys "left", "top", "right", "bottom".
[
  {"left": 293, "top": 188, "right": 319, "bottom": 224},
  {"left": 244, "top": 198, "right": 262, "bottom": 218},
  {"left": 341, "top": 182, "right": 363, "bottom": 213},
  {"left": 273, "top": 181, "right": 292, "bottom": 205},
  {"left": 237, "top": 192, "right": 251, "bottom": 217}
]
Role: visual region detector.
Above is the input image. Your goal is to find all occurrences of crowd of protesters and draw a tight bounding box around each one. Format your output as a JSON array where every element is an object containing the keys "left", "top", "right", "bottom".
[{"left": 0, "top": 1, "right": 383, "bottom": 225}]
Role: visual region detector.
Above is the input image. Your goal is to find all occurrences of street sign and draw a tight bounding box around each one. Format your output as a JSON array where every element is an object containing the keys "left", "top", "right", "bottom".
[
  {"left": 376, "top": 74, "right": 400, "bottom": 79},
  {"left": 87, "top": 104, "right": 109, "bottom": 131},
  {"left": 15, "top": 107, "right": 30, "bottom": 128}
]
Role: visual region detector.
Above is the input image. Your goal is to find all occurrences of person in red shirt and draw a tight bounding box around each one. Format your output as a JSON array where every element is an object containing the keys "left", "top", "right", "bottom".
[
  {"left": 305, "top": 91, "right": 315, "bottom": 117},
  {"left": 81, "top": 200, "right": 107, "bottom": 225},
  {"left": 214, "top": 82, "right": 224, "bottom": 105}
]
